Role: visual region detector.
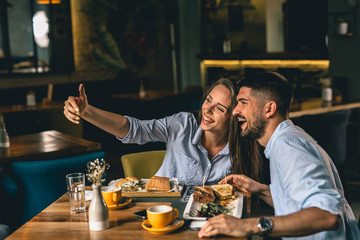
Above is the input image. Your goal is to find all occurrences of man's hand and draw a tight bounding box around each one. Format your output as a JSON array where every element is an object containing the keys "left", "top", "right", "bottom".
[
  {"left": 220, "top": 174, "right": 273, "bottom": 206},
  {"left": 198, "top": 214, "right": 259, "bottom": 238},
  {"left": 220, "top": 174, "right": 263, "bottom": 194},
  {"left": 199, "top": 208, "right": 339, "bottom": 239}
]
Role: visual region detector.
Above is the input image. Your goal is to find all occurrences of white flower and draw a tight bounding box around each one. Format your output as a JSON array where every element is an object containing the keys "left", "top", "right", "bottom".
[{"left": 86, "top": 158, "right": 110, "bottom": 186}]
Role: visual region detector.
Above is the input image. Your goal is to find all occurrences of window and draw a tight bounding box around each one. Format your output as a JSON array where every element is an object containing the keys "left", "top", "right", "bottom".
[{"left": 0, "top": 0, "right": 73, "bottom": 75}]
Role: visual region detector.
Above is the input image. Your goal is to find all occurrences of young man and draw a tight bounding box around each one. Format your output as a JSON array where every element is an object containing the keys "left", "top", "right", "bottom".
[{"left": 199, "top": 72, "right": 360, "bottom": 239}]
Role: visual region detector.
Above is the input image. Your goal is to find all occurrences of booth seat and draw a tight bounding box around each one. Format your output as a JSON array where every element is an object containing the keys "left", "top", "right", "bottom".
[
  {"left": 0, "top": 225, "right": 9, "bottom": 240},
  {"left": 9, "top": 151, "right": 105, "bottom": 227},
  {"left": 0, "top": 167, "right": 14, "bottom": 239}
]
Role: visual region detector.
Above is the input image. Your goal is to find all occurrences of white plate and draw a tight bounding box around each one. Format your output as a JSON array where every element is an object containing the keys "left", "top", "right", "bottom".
[
  {"left": 183, "top": 191, "right": 243, "bottom": 220},
  {"left": 108, "top": 178, "right": 182, "bottom": 193}
]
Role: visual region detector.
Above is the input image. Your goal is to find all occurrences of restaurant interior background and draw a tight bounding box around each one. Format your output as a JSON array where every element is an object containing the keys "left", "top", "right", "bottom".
[{"left": 1, "top": 0, "right": 360, "bottom": 227}]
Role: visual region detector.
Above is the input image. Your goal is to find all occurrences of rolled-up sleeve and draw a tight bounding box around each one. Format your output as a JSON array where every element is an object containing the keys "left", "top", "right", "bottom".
[
  {"left": 272, "top": 138, "right": 342, "bottom": 216},
  {"left": 116, "top": 115, "right": 169, "bottom": 144}
]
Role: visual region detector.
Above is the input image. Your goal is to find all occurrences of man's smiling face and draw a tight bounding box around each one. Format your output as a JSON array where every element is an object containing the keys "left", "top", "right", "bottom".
[{"left": 232, "top": 87, "right": 267, "bottom": 139}]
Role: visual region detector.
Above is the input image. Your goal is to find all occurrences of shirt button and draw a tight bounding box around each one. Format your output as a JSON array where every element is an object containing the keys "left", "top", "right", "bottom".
[
  {"left": 208, "top": 163, "right": 211, "bottom": 167},
  {"left": 307, "top": 181, "right": 311, "bottom": 185}
]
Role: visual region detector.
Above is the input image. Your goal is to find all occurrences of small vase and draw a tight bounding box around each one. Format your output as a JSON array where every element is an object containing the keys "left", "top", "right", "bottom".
[{"left": 89, "top": 184, "right": 109, "bottom": 231}]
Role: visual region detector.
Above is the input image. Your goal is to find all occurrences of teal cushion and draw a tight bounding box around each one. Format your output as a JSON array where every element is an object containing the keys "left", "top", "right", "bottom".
[
  {"left": 2, "top": 175, "right": 17, "bottom": 197},
  {"left": 0, "top": 174, "right": 18, "bottom": 232},
  {"left": 0, "top": 167, "right": 18, "bottom": 230},
  {"left": 12, "top": 151, "right": 105, "bottom": 225}
]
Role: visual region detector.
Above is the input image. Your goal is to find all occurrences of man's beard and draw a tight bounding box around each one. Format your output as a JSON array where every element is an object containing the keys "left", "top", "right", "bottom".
[{"left": 241, "top": 111, "right": 266, "bottom": 140}]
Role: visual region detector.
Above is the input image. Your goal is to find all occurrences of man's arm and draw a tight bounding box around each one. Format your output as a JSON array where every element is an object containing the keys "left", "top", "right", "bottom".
[
  {"left": 265, "top": 207, "right": 339, "bottom": 237},
  {"left": 198, "top": 207, "right": 339, "bottom": 238}
]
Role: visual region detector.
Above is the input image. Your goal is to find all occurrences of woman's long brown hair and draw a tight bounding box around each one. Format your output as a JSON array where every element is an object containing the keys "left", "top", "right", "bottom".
[{"left": 229, "top": 118, "right": 261, "bottom": 181}]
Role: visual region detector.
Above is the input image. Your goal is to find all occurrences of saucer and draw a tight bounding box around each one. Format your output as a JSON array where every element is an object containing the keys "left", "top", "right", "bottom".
[
  {"left": 107, "top": 197, "right": 132, "bottom": 210},
  {"left": 142, "top": 218, "right": 184, "bottom": 234}
]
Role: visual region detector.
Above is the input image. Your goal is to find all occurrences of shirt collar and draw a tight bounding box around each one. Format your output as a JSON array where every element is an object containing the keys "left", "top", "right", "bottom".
[
  {"left": 264, "top": 119, "right": 293, "bottom": 159},
  {"left": 192, "top": 126, "right": 230, "bottom": 155},
  {"left": 192, "top": 126, "right": 203, "bottom": 145},
  {"left": 220, "top": 142, "right": 230, "bottom": 155}
]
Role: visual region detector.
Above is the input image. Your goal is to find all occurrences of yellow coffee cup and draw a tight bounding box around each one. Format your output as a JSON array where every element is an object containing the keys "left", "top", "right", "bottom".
[
  {"left": 101, "top": 186, "right": 122, "bottom": 206},
  {"left": 146, "top": 205, "right": 179, "bottom": 229}
]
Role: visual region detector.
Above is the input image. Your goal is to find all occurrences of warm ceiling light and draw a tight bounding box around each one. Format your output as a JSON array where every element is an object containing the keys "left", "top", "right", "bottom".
[
  {"left": 202, "top": 59, "right": 329, "bottom": 70},
  {"left": 37, "top": 0, "right": 61, "bottom": 4}
]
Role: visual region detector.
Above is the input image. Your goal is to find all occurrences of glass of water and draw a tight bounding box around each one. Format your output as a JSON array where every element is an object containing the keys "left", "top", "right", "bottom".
[{"left": 66, "top": 173, "right": 86, "bottom": 214}]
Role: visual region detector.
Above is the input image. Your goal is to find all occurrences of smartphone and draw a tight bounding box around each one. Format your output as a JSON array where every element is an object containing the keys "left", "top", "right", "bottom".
[{"left": 133, "top": 209, "right": 147, "bottom": 219}]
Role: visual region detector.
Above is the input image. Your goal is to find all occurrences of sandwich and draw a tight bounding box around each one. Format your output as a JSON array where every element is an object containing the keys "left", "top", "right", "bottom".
[
  {"left": 115, "top": 177, "right": 143, "bottom": 191},
  {"left": 211, "top": 184, "right": 235, "bottom": 200},
  {"left": 193, "top": 186, "right": 215, "bottom": 203},
  {"left": 145, "top": 176, "right": 171, "bottom": 192}
]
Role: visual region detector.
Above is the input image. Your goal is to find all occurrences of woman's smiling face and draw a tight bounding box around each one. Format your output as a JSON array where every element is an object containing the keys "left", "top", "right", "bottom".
[{"left": 200, "top": 85, "right": 232, "bottom": 134}]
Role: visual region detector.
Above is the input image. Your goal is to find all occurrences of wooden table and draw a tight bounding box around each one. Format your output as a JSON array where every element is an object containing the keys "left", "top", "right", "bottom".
[
  {"left": 5, "top": 192, "right": 247, "bottom": 240},
  {"left": 0, "top": 130, "right": 101, "bottom": 165}
]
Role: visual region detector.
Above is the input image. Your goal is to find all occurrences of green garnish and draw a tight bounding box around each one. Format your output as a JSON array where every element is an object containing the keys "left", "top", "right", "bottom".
[{"left": 198, "top": 202, "right": 233, "bottom": 217}]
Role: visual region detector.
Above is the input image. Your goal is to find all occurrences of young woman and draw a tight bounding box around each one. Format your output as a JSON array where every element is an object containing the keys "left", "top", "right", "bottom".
[{"left": 64, "top": 79, "right": 260, "bottom": 185}]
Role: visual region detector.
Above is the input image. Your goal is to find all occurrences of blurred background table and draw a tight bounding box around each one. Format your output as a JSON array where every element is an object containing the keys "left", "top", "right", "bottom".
[
  {"left": 289, "top": 98, "right": 360, "bottom": 118},
  {"left": 0, "top": 130, "right": 101, "bottom": 166}
]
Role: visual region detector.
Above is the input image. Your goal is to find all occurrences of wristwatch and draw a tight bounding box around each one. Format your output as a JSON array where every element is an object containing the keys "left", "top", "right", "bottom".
[{"left": 257, "top": 216, "right": 273, "bottom": 235}]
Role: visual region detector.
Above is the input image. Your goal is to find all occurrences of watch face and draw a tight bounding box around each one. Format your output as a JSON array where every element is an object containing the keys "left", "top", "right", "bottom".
[{"left": 259, "top": 217, "right": 273, "bottom": 232}]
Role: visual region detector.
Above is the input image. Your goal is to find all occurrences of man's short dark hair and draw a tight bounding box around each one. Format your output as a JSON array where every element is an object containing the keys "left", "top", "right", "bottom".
[{"left": 237, "top": 72, "right": 294, "bottom": 116}]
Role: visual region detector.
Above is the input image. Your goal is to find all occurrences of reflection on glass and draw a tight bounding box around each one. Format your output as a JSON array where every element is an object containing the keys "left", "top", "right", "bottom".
[
  {"left": 33, "top": 11, "right": 49, "bottom": 48},
  {"left": 33, "top": 10, "right": 50, "bottom": 73}
]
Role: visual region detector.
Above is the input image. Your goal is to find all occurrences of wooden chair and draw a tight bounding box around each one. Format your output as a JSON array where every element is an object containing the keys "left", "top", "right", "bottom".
[{"left": 121, "top": 150, "right": 165, "bottom": 178}]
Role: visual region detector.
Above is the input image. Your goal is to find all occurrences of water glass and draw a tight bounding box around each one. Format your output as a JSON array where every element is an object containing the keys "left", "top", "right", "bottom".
[{"left": 66, "top": 173, "right": 86, "bottom": 214}]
